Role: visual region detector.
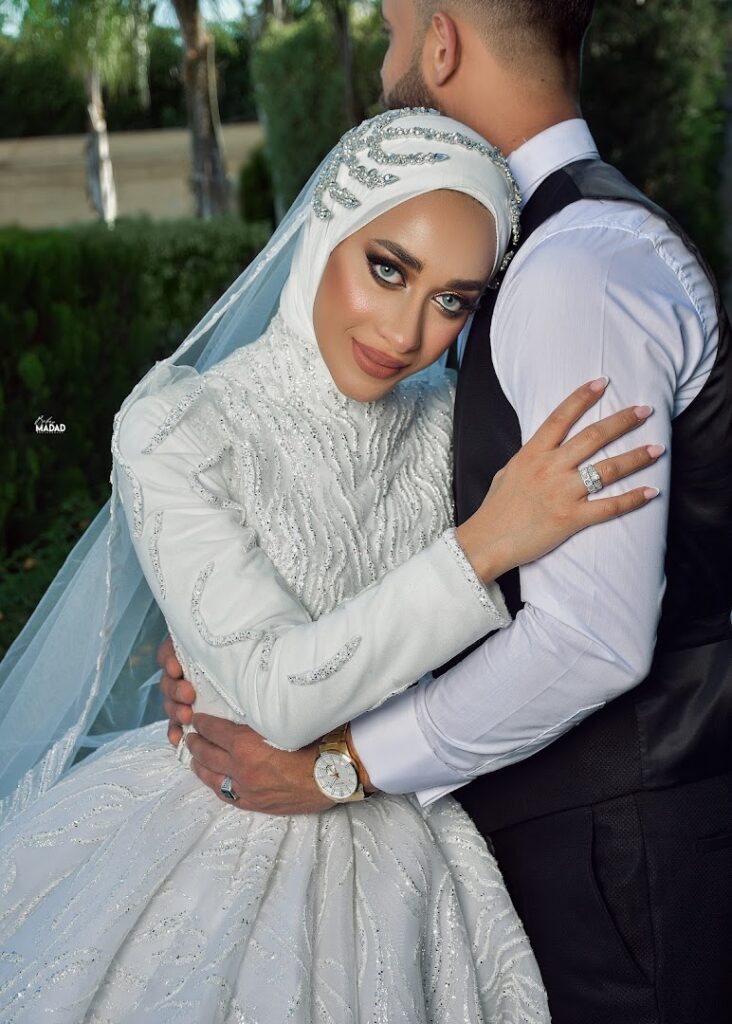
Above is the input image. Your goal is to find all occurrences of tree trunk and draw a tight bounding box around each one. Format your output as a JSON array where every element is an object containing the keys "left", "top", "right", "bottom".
[
  {"left": 327, "top": 0, "right": 357, "bottom": 125},
  {"left": 84, "top": 63, "right": 118, "bottom": 227},
  {"left": 172, "top": 0, "right": 230, "bottom": 218},
  {"left": 130, "top": 0, "right": 152, "bottom": 111},
  {"left": 262, "top": 0, "right": 288, "bottom": 19}
]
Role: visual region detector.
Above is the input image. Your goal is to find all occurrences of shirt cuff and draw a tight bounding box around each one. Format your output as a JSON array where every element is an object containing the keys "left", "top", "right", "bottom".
[{"left": 349, "top": 677, "right": 469, "bottom": 797}]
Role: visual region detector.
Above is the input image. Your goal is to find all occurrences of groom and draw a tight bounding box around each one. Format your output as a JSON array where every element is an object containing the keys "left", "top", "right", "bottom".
[{"left": 160, "top": 2, "right": 732, "bottom": 1020}]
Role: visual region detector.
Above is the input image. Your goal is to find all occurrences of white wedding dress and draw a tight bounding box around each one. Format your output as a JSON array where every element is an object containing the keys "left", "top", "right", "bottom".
[{"left": 0, "top": 311, "right": 550, "bottom": 1023}]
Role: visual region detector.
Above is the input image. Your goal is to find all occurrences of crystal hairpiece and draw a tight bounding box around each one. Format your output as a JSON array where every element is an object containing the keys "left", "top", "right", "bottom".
[{"left": 312, "top": 107, "right": 522, "bottom": 273}]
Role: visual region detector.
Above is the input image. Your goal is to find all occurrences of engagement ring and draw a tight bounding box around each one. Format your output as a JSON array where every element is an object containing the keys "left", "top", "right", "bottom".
[{"left": 579, "top": 464, "right": 603, "bottom": 495}]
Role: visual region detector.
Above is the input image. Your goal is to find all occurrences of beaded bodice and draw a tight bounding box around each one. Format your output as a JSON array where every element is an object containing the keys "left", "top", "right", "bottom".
[{"left": 182, "top": 310, "right": 457, "bottom": 620}]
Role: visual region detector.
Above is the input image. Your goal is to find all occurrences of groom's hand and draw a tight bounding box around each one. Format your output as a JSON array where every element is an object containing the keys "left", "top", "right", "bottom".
[
  {"left": 156, "top": 634, "right": 344, "bottom": 813},
  {"left": 186, "top": 714, "right": 336, "bottom": 815},
  {"left": 157, "top": 635, "right": 196, "bottom": 748}
]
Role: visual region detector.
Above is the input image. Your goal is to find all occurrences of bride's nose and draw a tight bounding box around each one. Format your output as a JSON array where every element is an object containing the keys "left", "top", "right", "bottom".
[{"left": 377, "top": 296, "right": 425, "bottom": 354}]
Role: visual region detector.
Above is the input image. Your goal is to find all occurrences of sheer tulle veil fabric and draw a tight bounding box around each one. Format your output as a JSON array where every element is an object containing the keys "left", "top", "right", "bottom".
[{"left": 0, "top": 108, "right": 520, "bottom": 824}]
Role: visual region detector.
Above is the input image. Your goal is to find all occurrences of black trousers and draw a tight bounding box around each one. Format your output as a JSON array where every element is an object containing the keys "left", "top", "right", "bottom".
[{"left": 488, "top": 772, "right": 732, "bottom": 1024}]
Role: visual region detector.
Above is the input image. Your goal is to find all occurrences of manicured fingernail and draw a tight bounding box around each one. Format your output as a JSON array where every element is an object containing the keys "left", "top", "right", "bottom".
[
  {"left": 644, "top": 487, "right": 660, "bottom": 499},
  {"left": 635, "top": 405, "right": 653, "bottom": 420},
  {"left": 589, "top": 376, "right": 609, "bottom": 393},
  {"left": 647, "top": 444, "right": 665, "bottom": 458}
]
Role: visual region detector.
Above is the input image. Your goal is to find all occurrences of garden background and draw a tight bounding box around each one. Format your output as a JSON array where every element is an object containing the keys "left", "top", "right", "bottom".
[{"left": 0, "top": 0, "right": 730, "bottom": 656}]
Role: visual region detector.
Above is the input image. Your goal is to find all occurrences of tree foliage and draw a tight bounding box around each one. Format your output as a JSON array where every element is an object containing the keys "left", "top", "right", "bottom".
[
  {"left": 0, "top": 20, "right": 257, "bottom": 136},
  {"left": 583, "top": 0, "right": 727, "bottom": 265}
]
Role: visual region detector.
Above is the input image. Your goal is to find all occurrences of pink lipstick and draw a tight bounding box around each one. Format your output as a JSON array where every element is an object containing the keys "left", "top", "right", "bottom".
[{"left": 351, "top": 338, "right": 409, "bottom": 380}]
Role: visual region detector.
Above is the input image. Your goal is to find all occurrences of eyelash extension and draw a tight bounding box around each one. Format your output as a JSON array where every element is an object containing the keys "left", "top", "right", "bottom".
[
  {"left": 444, "top": 296, "right": 480, "bottom": 318},
  {"left": 366, "top": 252, "right": 403, "bottom": 286},
  {"left": 365, "top": 251, "right": 477, "bottom": 319}
]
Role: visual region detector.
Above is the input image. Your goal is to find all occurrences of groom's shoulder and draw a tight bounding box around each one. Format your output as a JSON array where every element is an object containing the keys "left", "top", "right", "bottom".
[
  {"left": 503, "top": 197, "right": 711, "bottom": 319},
  {"left": 518, "top": 197, "right": 673, "bottom": 267}
]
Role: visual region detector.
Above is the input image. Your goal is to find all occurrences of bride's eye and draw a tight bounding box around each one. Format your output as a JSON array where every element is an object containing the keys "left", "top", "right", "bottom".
[
  {"left": 435, "top": 293, "right": 473, "bottom": 318},
  {"left": 366, "top": 253, "right": 404, "bottom": 287}
]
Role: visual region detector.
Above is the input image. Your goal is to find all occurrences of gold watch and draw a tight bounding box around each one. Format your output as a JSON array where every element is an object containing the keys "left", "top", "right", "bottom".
[{"left": 313, "top": 724, "right": 366, "bottom": 802}]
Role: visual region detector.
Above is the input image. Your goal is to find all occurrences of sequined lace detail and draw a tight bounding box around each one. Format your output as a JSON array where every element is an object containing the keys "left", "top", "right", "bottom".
[
  {"left": 141, "top": 382, "right": 205, "bottom": 454},
  {"left": 0, "top": 728, "right": 550, "bottom": 1021},
  {"left": 287, "top": 635, "right": 362, "bottom": 686},
  {"left": 179, "top": 311, "right": 457, "bottom": 625},
  {"left": 187, "top": 444, "right": 246, "bottom": 522},
  {"left": 441, "top": 527, "right": 499, "bottom": 615},
  {"left": 148, "top": 510, "right": 166, "bottom": 599},
  {"left": 111, "top": 409, "right": 144, "bottom": 538},
  {"left": 258, "top": 633, "right": 276, "bottom": 672},
  {"left": 191, "top": 561, "right": 266, "bottom": 647}
]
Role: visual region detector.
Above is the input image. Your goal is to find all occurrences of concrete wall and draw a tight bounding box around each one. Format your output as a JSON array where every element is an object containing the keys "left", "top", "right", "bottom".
[{"left": 0, "top": 122, "right": 264, "bottom": 228}]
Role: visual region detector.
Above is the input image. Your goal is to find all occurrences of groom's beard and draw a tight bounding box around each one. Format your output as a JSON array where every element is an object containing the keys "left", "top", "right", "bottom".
[{"left": 383, "top": 56, "right": 436, "bottom": 111}]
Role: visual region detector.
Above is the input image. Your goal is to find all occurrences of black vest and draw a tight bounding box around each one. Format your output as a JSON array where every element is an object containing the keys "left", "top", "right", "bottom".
[{"left": 445, "top": 159, "right": 732, "bottom": 834}]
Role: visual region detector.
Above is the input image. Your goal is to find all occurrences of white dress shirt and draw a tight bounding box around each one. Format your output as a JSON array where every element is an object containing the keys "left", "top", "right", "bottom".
[{"left": 350, "top": 118, "right": 720, "bottom": 805}]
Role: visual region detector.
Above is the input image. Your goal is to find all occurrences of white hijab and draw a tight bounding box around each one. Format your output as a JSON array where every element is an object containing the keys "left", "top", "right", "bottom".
[{"left": 279, "top": 108, "right": 520, "bottom": 348}]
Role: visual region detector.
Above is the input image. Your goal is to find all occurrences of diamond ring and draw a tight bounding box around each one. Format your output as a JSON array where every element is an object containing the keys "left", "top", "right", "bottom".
[
  {"left": 579, "top": 464, "right": 604, "bottom": 495},
  {"left": 220, "top": 775, "right": 239, "bottom": 802}
]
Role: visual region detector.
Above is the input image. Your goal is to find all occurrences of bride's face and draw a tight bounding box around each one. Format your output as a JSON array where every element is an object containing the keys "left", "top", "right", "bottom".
[{"left": 312, "top": 189, "right": 496, "bottom": 402}]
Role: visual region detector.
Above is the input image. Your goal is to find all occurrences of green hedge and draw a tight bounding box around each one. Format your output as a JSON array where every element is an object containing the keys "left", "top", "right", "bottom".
[
  {"left": 0, "top": 490, "right": 100, "bottom": 658},
  {"left": 0, "top": 217, "right": 271, "bottom": 566}
]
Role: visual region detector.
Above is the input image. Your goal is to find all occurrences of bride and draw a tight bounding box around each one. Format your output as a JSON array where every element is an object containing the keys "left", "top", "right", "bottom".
[{"left": 0, "top": 110, "right": 659, "bottom": 1023}]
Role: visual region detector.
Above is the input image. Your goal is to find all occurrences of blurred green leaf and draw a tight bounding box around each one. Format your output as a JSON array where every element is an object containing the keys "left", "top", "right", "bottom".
[{"left": 17, "top": 350, "right": 45, "bottom": 392}]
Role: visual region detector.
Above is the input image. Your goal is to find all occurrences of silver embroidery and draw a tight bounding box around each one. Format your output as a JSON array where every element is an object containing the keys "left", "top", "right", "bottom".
[
  {"left": 141, "top": 382, "right": 205, "bottom": 454},
  {"left": 258, "top": 633, "right": 276, "bottom": 673},
  {"left": 441, "top": 527, "right": 498, "bottom": 614},
  {"left": 287, "top": 635, "right": 362, "bottom": 686},
  {"left": 188, "top": 444, "right": 246, "bottom": 521},
  {"left": 111, "top": 409, "right": 144, "bottom": 538},
  {"left": 312, "top": 108, "right": 521, "bottom": 271},
  {"left": 191, "top": 561, "right": 266, "bottom": 647},
  {"left": 148, "top": 510, "right": 166, "bottom": 599}
]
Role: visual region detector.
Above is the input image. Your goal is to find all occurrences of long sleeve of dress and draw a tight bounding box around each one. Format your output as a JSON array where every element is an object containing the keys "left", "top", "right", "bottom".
[{"left": 113, "top": 385, "right": 509, "bottom": 750}]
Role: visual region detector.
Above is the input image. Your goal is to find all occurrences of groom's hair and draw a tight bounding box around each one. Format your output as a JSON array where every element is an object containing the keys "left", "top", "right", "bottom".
[{"left": 415, "top": 1, "right": 595, "bottom": 74}]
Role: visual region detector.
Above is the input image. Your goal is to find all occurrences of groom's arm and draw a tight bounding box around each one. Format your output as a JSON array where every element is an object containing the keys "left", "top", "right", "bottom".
[{"left": 350, "top": 216, "right": 717, "bottom": 801}]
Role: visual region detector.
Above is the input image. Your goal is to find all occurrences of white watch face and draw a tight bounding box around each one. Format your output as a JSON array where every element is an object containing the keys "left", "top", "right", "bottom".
[{"left": 314, "top": 752, "right": 358, "bottom": 800}]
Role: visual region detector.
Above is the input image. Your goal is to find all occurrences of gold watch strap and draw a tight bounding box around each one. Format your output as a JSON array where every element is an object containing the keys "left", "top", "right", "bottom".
[
  {"left": 317, "top": 725, "right": 366, "bottom": 802},
  {"left": 319, "top": 724, "right": 349, "bottom": 752}
]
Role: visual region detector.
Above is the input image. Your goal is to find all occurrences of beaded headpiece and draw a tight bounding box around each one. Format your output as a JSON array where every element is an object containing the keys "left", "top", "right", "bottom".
[{"left": 311, "top": 107, "right": 522, "bottom": 274}]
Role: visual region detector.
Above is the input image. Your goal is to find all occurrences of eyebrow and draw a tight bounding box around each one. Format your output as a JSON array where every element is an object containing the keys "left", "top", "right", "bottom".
[
  {"left": 444, "top": 277, "right": 486, "bottom": 292},
  {"left": 371, "top": 238, "right": 486, "bottom": 292},
  {"left": 372, "top": 238, "right": 423, "bottom": 272}
]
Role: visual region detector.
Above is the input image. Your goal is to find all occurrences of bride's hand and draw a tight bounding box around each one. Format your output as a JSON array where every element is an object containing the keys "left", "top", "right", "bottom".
[{"left": 455, "top": 379, "right": 663, "bottom": 583}]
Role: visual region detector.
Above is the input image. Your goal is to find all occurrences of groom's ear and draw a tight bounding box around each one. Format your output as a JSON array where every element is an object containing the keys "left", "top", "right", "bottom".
[{"left": 424, "top": 11, "right": 461, "bottom": 87}]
